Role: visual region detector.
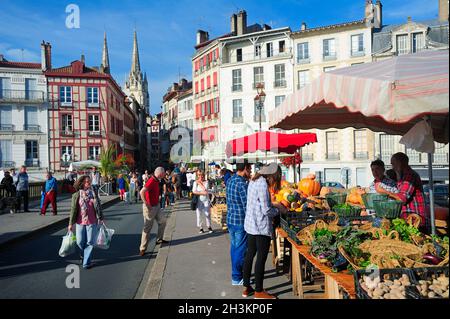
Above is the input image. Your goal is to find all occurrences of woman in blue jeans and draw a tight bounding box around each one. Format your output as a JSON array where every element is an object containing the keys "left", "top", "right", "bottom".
[{"left": 68, "top": 175, "right": 104, "bottom": 269}]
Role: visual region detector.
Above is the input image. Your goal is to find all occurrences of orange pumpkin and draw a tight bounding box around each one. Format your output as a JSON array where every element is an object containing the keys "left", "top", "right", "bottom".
[
  {"left": 347, "top": 193, "right": 364, "bottom": 205},
  {"left": 298, "top": 174, "right": 321, "bottom": 197}
]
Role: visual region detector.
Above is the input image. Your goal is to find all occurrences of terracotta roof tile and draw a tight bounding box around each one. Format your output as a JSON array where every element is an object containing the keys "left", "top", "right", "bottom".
[{"left": 0, "top": 61, "right": 41, "bottom": 69}]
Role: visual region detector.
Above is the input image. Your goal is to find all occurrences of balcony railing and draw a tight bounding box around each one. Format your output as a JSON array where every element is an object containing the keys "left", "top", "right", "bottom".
[
  {"left": 24, "top": 159, "right": 40, "bottom": 167},
  {"left": 222, "top": 48, "right": 293, "bottom": 65},
  {"left": 274, "top": 80, "right": 287, "bottom": 88},
  {"left": 0, "top": 161, "right": 15, "bottom": 168},
  {"left": 88, "top": 130, "right": 105, "bottom": 137},
  {"left": 232, "top": 117, "right": 243, "bottom": 124},
  {"left": 23, "top": 124, "right": 41, "bottom": 132},
  {"left": 302, "top": 153, "right": 314, "bottom": 161},
  {"left": 354, "top": 151, "right": 369, "bottom": 160},
  {"left": 60, "top": 129, "right": 78, "bottom": 137},
  {"left": 232, "top": 84, "right": 243, "bottom": 92},
  {"left": 323, "top": 53, "right": 337, "bottom": 61},
  {"left": 326, "top": 152, "right": 340, "bottom": 160},
  {"left": 351, "top": 50, "right": 365, "bottom": 57},
  {"left": 297, "top": 58, "right": 311, "bottom": 65},
  {"left": 0, "top": 89, "right": 46, "bottom": 103},
  {"left": 0, "top": 124, "right": 15, "bottom": 131}
]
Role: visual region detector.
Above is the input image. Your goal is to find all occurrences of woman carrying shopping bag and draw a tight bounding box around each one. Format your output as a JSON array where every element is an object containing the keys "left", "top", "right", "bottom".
[
  {"left": 68, "top": 175, "right": 104, "bottom": 270},
  {"left": 192, "top": 170, "right": 213, "bottom": 234}
]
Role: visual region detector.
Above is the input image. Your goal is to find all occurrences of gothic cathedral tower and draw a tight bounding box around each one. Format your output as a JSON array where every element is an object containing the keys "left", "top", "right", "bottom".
[{"left": 124, "top": 30, "right": 150, "bottom": 114}]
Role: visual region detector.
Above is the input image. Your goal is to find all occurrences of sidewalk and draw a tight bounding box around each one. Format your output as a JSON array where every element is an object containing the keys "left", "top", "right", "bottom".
[
  {"left": 0, "top": 193, "right": 120, "bottom": 249},
  {"left": 143, "top": 199, "right": 295, "bottom": 299}
]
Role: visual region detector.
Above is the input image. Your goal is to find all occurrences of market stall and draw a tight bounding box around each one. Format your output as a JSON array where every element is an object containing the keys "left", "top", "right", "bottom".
[{"left": 268, "top": 50, "right": 449, "bottom": 299}]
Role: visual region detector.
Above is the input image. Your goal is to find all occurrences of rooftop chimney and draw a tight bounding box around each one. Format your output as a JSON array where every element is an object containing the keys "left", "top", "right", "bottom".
[
  {"left": 196, "top": 30, "right": 209, "bottom": 45},
  {"left": 301, "top": 22, "right": 307, "bottom": 31},
  {"left": 374, "top": 0, "right": 383, "bottom": 29},
  {"left": 40, "top": 41, "right": 52, "bottom": 71},
  {"left": 439, "top": 0, "right": 449, "bottom": 22},
  {"left": 231, "top": 14, "right": 238, "bottom": 35},
  {"left": 237, "top": 10, "right": 247, "bottom": 35}
]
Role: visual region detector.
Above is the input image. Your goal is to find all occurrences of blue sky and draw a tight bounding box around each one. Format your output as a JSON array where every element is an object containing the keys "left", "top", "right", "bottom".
[{"left": 0, "top": 0, "right": 440, "bottom": 115}]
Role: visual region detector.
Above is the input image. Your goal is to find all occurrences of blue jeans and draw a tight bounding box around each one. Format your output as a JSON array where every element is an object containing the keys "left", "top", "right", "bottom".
[
  {"left": 228, "top": 224, "right": 248, "bottom": 283},
  {"left": 76, "top": 224, "right": 98, "bottom": 268}
]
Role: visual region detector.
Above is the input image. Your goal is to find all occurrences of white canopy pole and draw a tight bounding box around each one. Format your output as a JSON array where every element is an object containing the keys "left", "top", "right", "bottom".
[{"left": 427, "top": 152, "right": 436, "bottom": 235}]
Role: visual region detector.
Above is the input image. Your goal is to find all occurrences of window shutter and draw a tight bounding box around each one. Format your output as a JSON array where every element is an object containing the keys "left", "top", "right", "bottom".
[
  {"left": 207, "top": 76, "right": 211, "bottom": 88},
  {"left": 195, "top": 81, "right": 199, "bottom": 93},
  {"left": 213, "top": 72, "right": 218, "bottom": 86},
  {"left": 216, "top": 48, "right": 219, "bottom": 60},
  {"left": 201, "top": 79, "right": 205, "bottom": 91}
]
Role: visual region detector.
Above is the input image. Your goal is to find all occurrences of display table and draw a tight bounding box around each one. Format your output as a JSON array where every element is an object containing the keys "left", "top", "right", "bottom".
[
  {"left": 277, "top": 228, "right": 356, "bottom": 299},
  {"left": 272, "top": 225, "right": 291, "bottom": 275}
]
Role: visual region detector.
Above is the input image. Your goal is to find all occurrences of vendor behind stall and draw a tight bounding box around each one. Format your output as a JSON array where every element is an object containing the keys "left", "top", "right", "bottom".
[
  {"left": 368, "top": 160, "right": 398, "bottom": 194},
  {"left": 375, "top": 153, "right": 427, "bottom": 230}
]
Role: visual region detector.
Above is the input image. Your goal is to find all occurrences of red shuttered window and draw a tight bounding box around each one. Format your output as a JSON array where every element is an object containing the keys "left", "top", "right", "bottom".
[
  {"left": 201, "top": 79, "right": 205, "bottom": 92},
  {"left": 213, "top": 72, "right": 218, "bottom": 86},
  {"left": 195, "top": 81, "right": 199, "bottom": 94},
  {"left": 207, "top": 76, "right": 211, "bottom": 89}
]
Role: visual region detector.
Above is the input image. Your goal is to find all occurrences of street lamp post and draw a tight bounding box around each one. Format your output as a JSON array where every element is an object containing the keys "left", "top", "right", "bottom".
[{"left": 254, "top": 83, "right": 266, "bottom": 132}]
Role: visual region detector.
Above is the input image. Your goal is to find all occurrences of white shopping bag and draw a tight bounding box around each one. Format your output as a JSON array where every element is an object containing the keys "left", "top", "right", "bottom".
[
  {"left": 59, "top": 231, "right": 77, "bottom": 257},
  {"left": 95, "top": 223, "right": 115, "bottom": 250}
]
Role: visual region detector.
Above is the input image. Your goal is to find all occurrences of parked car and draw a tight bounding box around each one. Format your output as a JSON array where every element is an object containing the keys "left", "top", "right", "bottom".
[
  {"left": 322, "top": 182, "right": 345, "bottom": 189},
  {"left": 423, "top": 184, "right": 449, "bottom": 208}
]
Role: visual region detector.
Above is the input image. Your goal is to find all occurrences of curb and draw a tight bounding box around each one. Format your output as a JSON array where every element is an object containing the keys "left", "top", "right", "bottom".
[
  {"left": 0, "top": 196, "right": 121, "bottom": 250},
  {"left": 141, "top": 202, "right": 184, "bottom": 299}
]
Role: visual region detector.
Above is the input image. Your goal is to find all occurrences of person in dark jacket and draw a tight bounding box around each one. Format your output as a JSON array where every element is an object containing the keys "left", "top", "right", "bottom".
[
  {"left": 16, "top": 166, "right": 30, "bottom": 212},
  {"left": 1, "top": 171, "right": 15, "bottom": 197},
  {"left": 68, "top": 175, "right": 104, "bottom": 270}
]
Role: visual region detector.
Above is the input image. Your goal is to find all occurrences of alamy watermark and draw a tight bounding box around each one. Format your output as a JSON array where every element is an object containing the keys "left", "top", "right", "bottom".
[
  {"left": 65, "top": 264, "right": 80, "bottom": 289},
  {"left": 65, "top": 4, "right": 80, "bottom": 29}
]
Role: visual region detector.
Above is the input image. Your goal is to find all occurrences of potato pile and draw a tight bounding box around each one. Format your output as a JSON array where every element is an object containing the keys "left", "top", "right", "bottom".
[
  {"left": 415, "top": 274, "right": 449, "bottom": 298},
  {"left": 360, "top": 274, "right": 412, "bottom": 299}
]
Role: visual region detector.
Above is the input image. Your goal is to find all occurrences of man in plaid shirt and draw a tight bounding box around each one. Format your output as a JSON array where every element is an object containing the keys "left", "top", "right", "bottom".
[
  {"left": 376, "top": 153, "right": 427, "bottom": 230},
  {"left": 226, "top": 162, "right": 252, "bottom": 286}
]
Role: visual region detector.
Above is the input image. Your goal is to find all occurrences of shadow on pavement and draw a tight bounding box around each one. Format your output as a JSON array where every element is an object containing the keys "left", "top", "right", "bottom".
[{"left": 168, "top": 231, "right": 226, "bottom": 247}]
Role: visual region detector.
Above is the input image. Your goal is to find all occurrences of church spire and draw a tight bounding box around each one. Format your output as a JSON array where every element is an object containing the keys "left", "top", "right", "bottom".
[
  {"left": 131, "top": 30, "right": 141, "bottom": 74},
  {"left": 101, "top": 32, "right": 110, "bottom": 74}
]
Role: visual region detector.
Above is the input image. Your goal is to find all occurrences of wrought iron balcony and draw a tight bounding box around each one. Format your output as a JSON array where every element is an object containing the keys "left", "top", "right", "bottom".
[
  {"left": 323, "top": 53, "right": 337, "bottom": 61},
  {"left": 222, "top": 48, "right": 293, "bottom": 65},
  {"left": 23, "top": 124, "right": 41, "bottom": 132},
  {"left": 0, "top": 161, "right": 15, "bottom": 168},
  {"left": 0, "top": 89, "right": 46, "bottom": 103},
  {"left": 0, "top": 124, "right": 15, "bottom": 131},
  {"left": 297, "top": 58, "right": 311, "bottom": 65},
  {"left": 326, "top": 152, "right": 340, "bottom": 160},
  {"left": 351, "top": 49, "right": 365, "bottom": 57},
  {"left": 274, "top": 80, "right": 287, "bottom": 88},
  {"left": 232, "top": 117, "right": 243, "bottom": 124},
  {"left": 302, "top": 153, "right": 314, "bottom": 161},
  {"left": 88, "top": 130, "right": 105, "bottom": 137},
  {"left": 232, "top": 84, "right": 243, "bottom": 92},
  {"left": 354, "top": 151, "right": 369, "bottom": 160},
  {"left": 24, "top": 159, "right": 40, "bottom": 167},
  {"left": 60, "top": 129, "right": 77, "bottom": 137},
  {"left": 434, "top": 153, "right": 449, "bottom": 164},
  {"left": 253, "top": 115, "right": 266, "bottom": 122}
]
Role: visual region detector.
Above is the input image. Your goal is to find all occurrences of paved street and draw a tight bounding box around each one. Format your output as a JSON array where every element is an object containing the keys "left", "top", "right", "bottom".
[
  {"left": 154, "top": 200, "right": 295, "bottom": 299},
  {"left": 0, "top": 201, "right": 166, "bottom": 299}
]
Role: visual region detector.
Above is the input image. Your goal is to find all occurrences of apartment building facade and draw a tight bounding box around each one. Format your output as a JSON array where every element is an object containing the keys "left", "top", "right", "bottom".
[
  {"left": 0, "top": 50, "right": 49, "bottom": 172},
  {"left": 192, "top": 29, "right": 229, "bottom": 163},
  {"left": 45, "top": 43, "right": 127, "bottom": 172},
  {"left": 219, "top": 21, "right": 294, "bottom": 159}
]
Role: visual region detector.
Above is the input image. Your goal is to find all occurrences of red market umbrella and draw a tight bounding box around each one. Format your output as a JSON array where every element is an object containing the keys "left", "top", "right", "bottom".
[{"left": 225, "top": 131, "right": 317, "bottom": 158}]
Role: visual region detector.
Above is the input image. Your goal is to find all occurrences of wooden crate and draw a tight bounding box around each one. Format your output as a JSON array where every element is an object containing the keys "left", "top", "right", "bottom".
[{"left": 211, "top": 204, "right": 228, "bottom": 230}]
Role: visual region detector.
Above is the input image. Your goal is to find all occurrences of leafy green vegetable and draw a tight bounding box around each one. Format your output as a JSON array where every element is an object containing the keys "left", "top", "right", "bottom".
[{"left": 390, "top": 218, "right": 421, "bottom": 243}]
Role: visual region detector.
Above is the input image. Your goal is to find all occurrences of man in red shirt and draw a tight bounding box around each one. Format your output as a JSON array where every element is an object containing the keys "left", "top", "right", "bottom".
[
  {"left": 139, "top": 167, "right": 167, "bottom": 256},
  {"left": 376, "top": 152, "right": 427, "bottom": 230}
]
